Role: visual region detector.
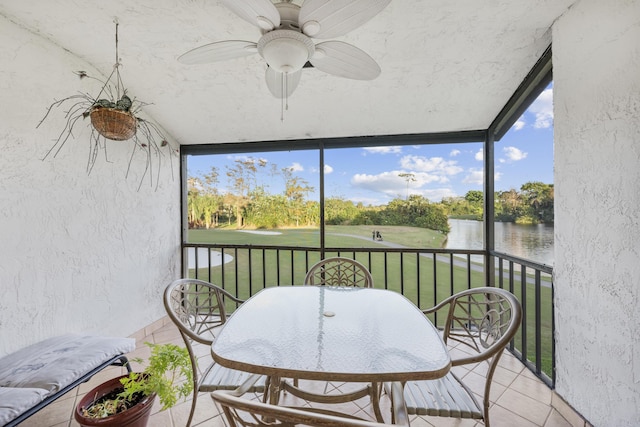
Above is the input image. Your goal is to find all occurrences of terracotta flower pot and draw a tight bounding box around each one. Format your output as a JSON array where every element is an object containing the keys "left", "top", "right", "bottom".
[{"left": 74, "top": 374, "right": 156, "bottom": 427}]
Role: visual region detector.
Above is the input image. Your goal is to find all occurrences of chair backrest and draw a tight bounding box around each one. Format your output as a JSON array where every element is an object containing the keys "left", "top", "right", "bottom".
[
  {"left": 426, "top": 287, "right": 522, "bottom": 367},
  {"left": 164, "top": 278, "right": 245, "bottom": 346},
  {"left": 304, "top": 257, "right": 373, "bottom": 288},
  {"left": 212, "top": 389, "right": 407, "bottom": 427}
]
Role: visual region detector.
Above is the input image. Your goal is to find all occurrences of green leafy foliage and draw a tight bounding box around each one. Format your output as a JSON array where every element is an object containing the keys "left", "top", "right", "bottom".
[{"left": 119, "top": 343, "right": 193, "bottom": 411}]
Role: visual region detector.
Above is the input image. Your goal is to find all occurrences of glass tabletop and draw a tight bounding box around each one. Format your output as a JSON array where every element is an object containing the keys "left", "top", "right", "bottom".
[{"left": 211, "top": 286, "right": 451, "bottom": 382}]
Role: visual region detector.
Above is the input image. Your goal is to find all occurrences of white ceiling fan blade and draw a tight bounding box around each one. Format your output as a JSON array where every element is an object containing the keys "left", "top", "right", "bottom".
[
  {"left": 310, "top": 41, "right": 381, "bottom": 80},
  {"left": 299, "top": 0, "right": 391, "bottom": 39},
  {"left": 265, "top": 67, "right": 302, "bottom": 98},
  {"left": 221, "top": 0, "right": 281, "bottom": 31},
  {"left": 178, "top": 40, "right": 258, "bottom": 65}
]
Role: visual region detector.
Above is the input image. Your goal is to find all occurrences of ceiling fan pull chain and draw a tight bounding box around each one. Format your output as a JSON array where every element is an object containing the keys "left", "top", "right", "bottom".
[
  {"left": 281, "top": 72, "right": 285, "bottom": 122},
  {"left": 285, "top": 72, "right": 290, "bottom": 111}
]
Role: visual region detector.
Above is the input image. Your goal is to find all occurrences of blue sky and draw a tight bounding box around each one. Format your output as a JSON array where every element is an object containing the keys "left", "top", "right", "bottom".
[{"left": 188, "top": 85, "right": 553, "bottom": 206}]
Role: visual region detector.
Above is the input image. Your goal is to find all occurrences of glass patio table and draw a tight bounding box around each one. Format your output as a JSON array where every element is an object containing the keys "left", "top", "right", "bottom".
[{"left": 211, "top": 286, "right": 451, "bottom": 422}]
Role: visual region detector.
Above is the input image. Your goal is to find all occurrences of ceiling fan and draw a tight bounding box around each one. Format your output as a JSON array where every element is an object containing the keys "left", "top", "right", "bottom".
[{"left": 178, "top": 0, "right": 391, "bottom": 98}]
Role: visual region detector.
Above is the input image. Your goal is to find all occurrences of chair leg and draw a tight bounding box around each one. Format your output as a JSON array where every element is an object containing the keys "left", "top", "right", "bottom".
[{"left": 186, "top": 390, "right": 198, "bottom": 427}]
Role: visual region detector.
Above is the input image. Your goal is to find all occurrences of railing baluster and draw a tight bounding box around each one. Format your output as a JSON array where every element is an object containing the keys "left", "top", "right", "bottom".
[
  {"left": 449, "top": 253, "right": 454, "bottom": 296},
  {"left": 521, "top": 264, "right": 528, "bottom": 369},
  {"left": 290, "top": 250, "right": 294, "bottom": 286},
  {"left": 467, "top": 253, "right": 472, "bottom": 289},
  {"left": 234, "top": 247, "right": 239, "bottom": 296},
  {"left": 383, "top": 252, "right": 388, "bottom": 290},
  {"left": 262, "top": 250, "right": 266, "bottom": 290},
  {"left": 248, "top": 248, "right": 253, "bottom": 296},
  {"left": 220, "top": 248, "right": 225, "bottom": 290},
  {"left": 416, "top": 252, "right": 421, "bottom": 308},
  {"left": 535, "top": 269, "right": 542, "bottom": 375},
  {"left": 400, "top": 252, "right": 405, "bottom": 296},
  {"left": 432, "top": 253, "right": 437, "bottom": 326},
  {"left": 276, "top": 249, "right": 281, "bottom": 286}
]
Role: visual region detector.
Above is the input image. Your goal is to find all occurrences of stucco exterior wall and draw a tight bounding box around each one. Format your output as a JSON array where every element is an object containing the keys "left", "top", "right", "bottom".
[
  {"left": 0, "top": 16, "right": 181, "bottom": 354},
  {"left": 553, "top": 0, "right": 640, "bottom": 425}
]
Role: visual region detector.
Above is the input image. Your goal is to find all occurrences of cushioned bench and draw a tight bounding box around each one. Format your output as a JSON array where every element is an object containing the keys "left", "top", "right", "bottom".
[{"left": 0, "top": 334, "right": 136, "bottom": 427}]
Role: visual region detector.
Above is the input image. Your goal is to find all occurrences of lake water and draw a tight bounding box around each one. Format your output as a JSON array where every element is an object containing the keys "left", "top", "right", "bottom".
[{"left": 445, "top": 219, "right": 554, "bottom": 266}]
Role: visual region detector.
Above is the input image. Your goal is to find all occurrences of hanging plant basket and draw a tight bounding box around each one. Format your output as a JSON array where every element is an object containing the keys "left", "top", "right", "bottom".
[
  {"left": 90, "top": 106, "right": 137, "bottom": 141},
  {"left": 37, "top": 21, "right": 178, "bottom": 190}
]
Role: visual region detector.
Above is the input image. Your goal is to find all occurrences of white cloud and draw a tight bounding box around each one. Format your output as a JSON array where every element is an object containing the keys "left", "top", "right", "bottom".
[
  {"left": 324, "top": 164, "right": 333, "bottom": 174},
  {"left": 475, "top": 148, "right": 483, "bottom": 161},
  {"left": 349, "top": 171, "right": 458, "bottom": 202},
  {"left": 462, "top": 169, "right": 502, "bottom": 185},
  {"left": 513, "top": 119, "right": 526, "bottom": 131},
  {"left": 529, "top": 88, "right": 554, "bottom": 129},
  {"left": 422, "top": 188, "right": 458, "bottom": 201},
  {"left": 351, "top": 170, "right": 451, "bottom": 198},
  {"left": 399, "top": 155, "right": 463, "bottom": 175},
  {"left": 450, "top": 149, "right": 461, "bottom": 156},
  {"left": 362, "top": 146, "right": 402, "bottom": 155},
  {"left": 502, "top": 146, "right": 528, "bottom": 162},
  {"left": 463, "top": 169, "right": 484, "bottom": 185},
  {"left": 288, "top": 162, "right": 304, "bottom": 172}
]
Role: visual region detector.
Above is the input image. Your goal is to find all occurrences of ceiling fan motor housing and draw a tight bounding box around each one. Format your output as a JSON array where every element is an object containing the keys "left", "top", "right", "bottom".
[
  {"left": 273, "top": 2, "right": 301, "bottom": 31},
  {"left": 257, "top": 30, "right": 315, "bottom": 73}
]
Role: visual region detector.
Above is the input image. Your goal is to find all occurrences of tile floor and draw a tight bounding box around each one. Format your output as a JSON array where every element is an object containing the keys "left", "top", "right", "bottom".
[{"left": 18, "top": 317, "right": 588, "bottom": 427}]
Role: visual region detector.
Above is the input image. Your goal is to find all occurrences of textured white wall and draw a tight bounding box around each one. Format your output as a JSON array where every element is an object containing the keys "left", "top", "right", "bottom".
[
  {"left": 0, "top": 16, "right": 181, "bottom": 354},
  {"left": 553, "top": 0, "right": 640, "bottom": 425}
]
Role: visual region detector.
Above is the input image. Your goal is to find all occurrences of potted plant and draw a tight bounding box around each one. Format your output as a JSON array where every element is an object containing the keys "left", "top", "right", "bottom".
[{"left": 74, "top": 342, "right": 193, "bottom": 427}]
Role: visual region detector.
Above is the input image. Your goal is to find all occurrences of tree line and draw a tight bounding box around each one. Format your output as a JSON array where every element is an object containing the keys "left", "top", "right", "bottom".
[
  {"left": 441, "top": 182, "right": 554, "bottom": 224},
  {"left": 188, "top": 157, "right": 553, "bottom": 234}
]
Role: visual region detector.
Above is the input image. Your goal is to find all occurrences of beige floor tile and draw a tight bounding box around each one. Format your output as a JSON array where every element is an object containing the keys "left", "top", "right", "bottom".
[
  {"left": 544, "top": 409, "right": 575, "bottom": 427},
  {"left": 551, "top": 392, "right": 587, "bottom": 427},
  {"left": 170, "top": 391, "right": 227, "bottom": 426},
  {"left": 509, "top": 372, "right": 552, "bottom": 405},
  {"left": 498, "top": 352, "right": 526, "bottom": 374},
  {"left": 491, "top": 365, "right": 520, "bottom": 387},
  {"left": 147, "top": 406, "right": 173, "bottom": 426},
  {"left": 458, "top": 368, "right": 507, "bottom": 402},
  {"left": 488, "top": 403, "right": 539, "bottom": 427},
  {"left": 496, "top": 388, "right": 551, "bottom": 426}
]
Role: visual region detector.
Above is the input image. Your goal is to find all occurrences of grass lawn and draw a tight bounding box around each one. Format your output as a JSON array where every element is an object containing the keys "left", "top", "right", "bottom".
[{"left": 188, "top": 224, "right": 447, "bottom": 248}]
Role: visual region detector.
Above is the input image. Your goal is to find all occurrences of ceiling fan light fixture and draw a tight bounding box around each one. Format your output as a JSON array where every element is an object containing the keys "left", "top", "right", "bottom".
[{"left": 258, "top": 30, "right": 314, "bottom": 73}]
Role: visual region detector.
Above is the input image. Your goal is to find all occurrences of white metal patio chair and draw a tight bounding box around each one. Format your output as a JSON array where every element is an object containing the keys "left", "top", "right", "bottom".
[
  {"left": 304, "top": 257, "right": 373, "bottom": 287},
  {"left": 212, "top": 375, "right": 409, "bottom": 427},
  {"left": 164, "top": 278, "right": 267, "bottom": 427},
  {"left": 387, "top": 287, "right": 522, "bottom": 427}
]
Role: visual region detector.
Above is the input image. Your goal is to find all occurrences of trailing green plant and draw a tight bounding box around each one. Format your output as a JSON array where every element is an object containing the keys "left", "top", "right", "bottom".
[{"left": 82, "top": 342, "right": 193, "bottom": 419}]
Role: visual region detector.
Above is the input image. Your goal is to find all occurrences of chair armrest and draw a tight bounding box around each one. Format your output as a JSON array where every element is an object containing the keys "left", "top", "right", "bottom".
[{"left": 217, "top": 287, "right": 246, "bottom": 305}]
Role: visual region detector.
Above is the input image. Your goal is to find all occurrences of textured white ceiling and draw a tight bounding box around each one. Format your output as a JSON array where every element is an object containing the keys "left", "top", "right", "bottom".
[{"left": 0, "top": 0, "right": 575, "bottom": 145}]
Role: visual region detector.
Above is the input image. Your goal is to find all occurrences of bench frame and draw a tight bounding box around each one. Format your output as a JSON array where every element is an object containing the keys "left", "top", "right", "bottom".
[{"left": 3, "top": 354, "right": 131, "bottom": 427}]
